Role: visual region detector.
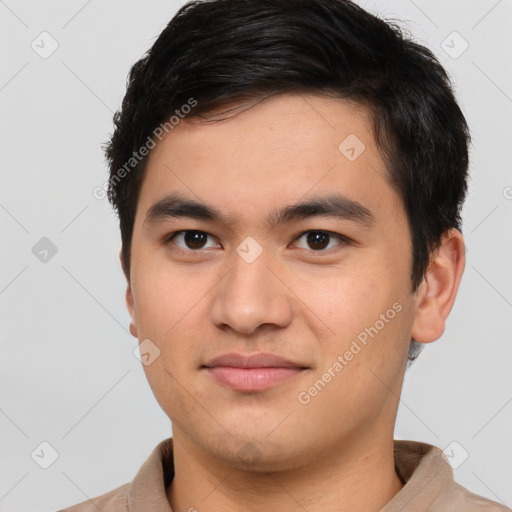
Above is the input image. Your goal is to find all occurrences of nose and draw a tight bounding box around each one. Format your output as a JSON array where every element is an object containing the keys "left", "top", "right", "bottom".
[{"left": 210, "top": 249, "right": 293, "bottom": 335}]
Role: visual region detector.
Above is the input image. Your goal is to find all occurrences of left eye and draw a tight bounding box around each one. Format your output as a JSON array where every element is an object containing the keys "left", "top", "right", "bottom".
[
  {"left": 292, "top": 230, "right": 347, "bottom": 251},
  {"left": 167, "top": 230, "right": 220, "bottom": 250}
]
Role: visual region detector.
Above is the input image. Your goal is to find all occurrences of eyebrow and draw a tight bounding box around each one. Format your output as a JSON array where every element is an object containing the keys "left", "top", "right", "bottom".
[{"left": 145, "top": 193, "right": 375, "bottom": 230}]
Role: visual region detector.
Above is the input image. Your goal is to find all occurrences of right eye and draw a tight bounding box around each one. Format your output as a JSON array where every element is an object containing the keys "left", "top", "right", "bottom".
[{"left": 166, "top": 230, "right": 221, "bottom": 251}]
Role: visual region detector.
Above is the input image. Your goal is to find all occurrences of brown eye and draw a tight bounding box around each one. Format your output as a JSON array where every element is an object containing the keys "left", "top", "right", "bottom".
[
  {"left": 168, "top": 231, "right": 219, "bottom": 251},
  {"left": 306, "top": 231, "right": 330, "bottom": 250},
  {"left": 293, "top": 230, "right": 347, "bottom": 252},
  {"left": 184, "top": 231, "right": 208, "bottom": 249}
]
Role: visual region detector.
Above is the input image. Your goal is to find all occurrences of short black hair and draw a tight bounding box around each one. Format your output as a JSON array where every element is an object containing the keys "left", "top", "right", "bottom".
[{"left": 104, "top": 0, "right": 470, "bottom": 364}]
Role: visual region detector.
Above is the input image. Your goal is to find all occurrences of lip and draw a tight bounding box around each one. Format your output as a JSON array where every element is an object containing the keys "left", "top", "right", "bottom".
[
  {"left": 204, "top": 352, "right": 305, "bottom": 369},
  {"left": 202, "top": 352, "right": 308, "bottom": 392}
]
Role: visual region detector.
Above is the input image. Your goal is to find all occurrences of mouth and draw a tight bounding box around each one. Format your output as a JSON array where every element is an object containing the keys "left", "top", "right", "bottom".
[{"left": 202, "top": 352, "right": 309, "bottom": 392}]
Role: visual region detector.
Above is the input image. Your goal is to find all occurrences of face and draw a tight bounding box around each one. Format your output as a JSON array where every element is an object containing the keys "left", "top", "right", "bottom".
[{"left": 126, "top": 93, "right": 419, "bottom": 471}]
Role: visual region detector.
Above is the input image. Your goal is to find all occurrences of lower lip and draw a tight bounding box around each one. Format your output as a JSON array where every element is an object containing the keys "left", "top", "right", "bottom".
[{"left": 205, "top": 366, "right": 304, "bottom": 392}]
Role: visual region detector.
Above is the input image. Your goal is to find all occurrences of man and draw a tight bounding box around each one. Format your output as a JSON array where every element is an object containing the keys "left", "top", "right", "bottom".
[{"left": 61, "top": 0, "right": 508, "bottom": 510}]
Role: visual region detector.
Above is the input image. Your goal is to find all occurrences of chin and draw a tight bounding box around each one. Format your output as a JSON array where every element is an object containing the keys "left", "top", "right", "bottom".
[{"left": 205, "top": 432, "right": 306, "bottom": 473}]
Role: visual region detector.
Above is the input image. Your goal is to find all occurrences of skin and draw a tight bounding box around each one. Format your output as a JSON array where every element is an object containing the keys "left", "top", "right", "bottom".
[{"left": 124, "top": 93, "right": 465, "bottom": 512}]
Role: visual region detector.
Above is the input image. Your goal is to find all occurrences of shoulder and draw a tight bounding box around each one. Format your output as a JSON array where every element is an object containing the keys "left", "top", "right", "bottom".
[
  {"left": 390, "top": 440, "right": 510, "bottom": 511},
  {"left": 58, "top": 482, "right": 130, "bottom": 512},
  {"left": 431, "top": 480, "right": 511, "bottom": 511},
  {"left": 57, "top": 438, "right": 174, "bottom": 512}
]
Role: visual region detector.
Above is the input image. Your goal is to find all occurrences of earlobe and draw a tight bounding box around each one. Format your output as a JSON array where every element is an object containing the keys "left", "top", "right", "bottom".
[{"left": 411, "top": 229, "right": 466, "bottom": 344}]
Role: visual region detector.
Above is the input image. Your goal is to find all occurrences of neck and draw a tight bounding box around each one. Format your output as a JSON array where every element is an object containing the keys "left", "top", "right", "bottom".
[{"left": 167, "top": 429, "right": 403, "bottom": 512}]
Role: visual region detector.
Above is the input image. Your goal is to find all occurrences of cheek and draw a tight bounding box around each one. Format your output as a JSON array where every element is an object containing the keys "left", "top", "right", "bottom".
[
  {"left": 131, "top": 260, "right": 211, "bottom": 369},
  {"left": 131, "top": 258, "right": 199, "bottom": 336},
  {"left": 298, "top": 255, "right": 412, "bottom": 364},
  {"left": 302, "top": 263, "right": 399, "bottom": 329}
]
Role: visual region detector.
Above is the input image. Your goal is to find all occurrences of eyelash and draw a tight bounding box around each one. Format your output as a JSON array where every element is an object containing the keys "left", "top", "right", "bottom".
[{"left": 164, "top": 230, "right": 351, "bottom": 254}]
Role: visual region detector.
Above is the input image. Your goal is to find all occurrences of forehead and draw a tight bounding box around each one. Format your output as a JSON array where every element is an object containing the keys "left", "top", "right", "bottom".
[{"left": 136, "top": 93, "right": 400, "bottom": 226}]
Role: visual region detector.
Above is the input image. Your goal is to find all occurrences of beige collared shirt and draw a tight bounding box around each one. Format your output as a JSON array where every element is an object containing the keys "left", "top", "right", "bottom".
[{"left": 59, "top": 438, "right": 509, "bottom": 511}]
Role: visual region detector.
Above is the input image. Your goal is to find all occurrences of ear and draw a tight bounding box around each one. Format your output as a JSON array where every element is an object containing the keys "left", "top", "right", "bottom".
[
  {"left": 411, "top": 228, "right": 466, "bottom": 343},
  {"left": 119, "top": 248, "right": 139, "bottom": 338}
]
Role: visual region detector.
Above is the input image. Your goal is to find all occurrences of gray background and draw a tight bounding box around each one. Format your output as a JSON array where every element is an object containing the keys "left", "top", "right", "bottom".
[{"left": 1, "top": 1, "right": 511, "bottom": 510}]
